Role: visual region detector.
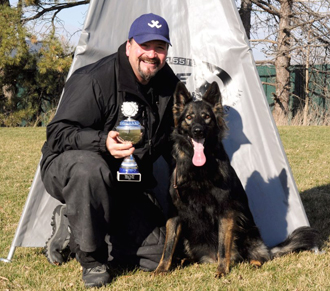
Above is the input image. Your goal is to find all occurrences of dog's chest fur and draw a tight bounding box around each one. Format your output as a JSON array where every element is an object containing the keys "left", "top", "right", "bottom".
[{"left": 170, "top": 138, "right": 236, "bottom": 261}]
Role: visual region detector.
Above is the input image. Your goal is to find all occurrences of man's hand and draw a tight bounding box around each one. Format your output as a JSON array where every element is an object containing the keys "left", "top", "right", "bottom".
[{"left": 106, "top": 131, "right": 135, "bottom": 158}]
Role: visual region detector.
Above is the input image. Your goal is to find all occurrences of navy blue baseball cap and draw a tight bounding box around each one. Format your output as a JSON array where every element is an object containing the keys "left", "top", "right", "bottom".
[{"left": 128, "top": 13, "right": 171, "bottom": 45}]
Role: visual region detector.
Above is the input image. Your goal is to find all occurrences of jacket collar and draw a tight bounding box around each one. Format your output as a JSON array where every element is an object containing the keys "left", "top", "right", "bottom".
[{"left": 117, "top": 42, "right": 138, "bottom": 94}]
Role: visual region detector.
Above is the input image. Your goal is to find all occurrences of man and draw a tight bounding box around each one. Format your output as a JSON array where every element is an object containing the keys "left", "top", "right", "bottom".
[{"left": 40, "top": 13, "right": 179, "bottom": 288}]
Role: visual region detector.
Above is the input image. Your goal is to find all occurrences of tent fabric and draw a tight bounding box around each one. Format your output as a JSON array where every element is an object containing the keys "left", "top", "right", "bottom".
[{"left": 6, "top": 0, "right": 309, "bottom": 260}]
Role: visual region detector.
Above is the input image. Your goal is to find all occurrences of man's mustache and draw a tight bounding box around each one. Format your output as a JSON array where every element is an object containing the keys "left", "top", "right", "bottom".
[{"left": 139, "top": 56, "right": 160, "bottom": 66}]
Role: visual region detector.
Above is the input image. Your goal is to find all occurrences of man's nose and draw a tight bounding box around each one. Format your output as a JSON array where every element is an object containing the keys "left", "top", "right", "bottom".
[{"left": 146, "top": 49, "right": 157, "bottom": 58}]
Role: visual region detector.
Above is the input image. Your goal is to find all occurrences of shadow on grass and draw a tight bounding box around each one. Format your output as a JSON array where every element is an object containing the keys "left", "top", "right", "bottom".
[{"left": 300, "top": 184, "right": 330, "bottom": 248}]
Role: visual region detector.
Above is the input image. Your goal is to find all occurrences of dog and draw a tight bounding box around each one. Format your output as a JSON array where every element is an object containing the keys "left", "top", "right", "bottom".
[{"left": 154, "top": 81, "right": 319, "bottom": 278}]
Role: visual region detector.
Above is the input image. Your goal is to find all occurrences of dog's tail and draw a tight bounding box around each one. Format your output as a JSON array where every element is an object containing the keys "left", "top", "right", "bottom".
[{"left": 270, "top": 226, "right": 319, "bottom": 258}]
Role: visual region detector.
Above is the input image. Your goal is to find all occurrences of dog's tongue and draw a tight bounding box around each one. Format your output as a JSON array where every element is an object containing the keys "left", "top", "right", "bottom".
[{"left": 192, "top": 139, "right": 206, "bottom": 167}]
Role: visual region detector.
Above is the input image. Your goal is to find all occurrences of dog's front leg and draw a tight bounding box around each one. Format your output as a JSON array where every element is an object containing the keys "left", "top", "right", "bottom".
[
  {"left": 216, "top": 215, "right": 234, "bottom": 278},
  {"left": 154, "top": 216, "right": 182, "bottom": 275}
]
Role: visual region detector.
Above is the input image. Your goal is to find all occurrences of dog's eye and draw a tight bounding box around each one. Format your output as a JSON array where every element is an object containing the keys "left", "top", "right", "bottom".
[
  {"left": 202, "top": 113, "right": 211, "bottom": 121},
  {"left": 186, "top": 115, "right": 193, "bottom": 120},
  {"left": 202, "top": 113, "right": 211, "bottom": 124}
]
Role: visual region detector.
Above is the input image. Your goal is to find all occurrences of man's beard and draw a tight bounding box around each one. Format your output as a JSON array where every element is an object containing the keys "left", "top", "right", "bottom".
[{"left": 138, "top": 56, "right": 161, "bottom": 83}]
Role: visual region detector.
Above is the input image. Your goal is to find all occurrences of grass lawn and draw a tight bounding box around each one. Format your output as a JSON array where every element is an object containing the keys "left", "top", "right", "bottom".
[{"left": 0, "top": 126, "right": 329, "bottom": 290}]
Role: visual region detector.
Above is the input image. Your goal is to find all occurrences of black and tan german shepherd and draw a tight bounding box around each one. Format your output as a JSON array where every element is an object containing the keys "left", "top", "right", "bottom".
[{"left": 154, "top": 81, "right": 319, "bottom": 278}]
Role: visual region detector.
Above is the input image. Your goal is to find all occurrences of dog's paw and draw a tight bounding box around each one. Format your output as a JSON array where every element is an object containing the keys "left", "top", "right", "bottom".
[
  {"left": 250, "top": 260, "right": 262, "bottom": 268},
  {"left": 215, "top": 272, "right": 223, "bottom": 279},
  {"left": 215, "top": 266, "right": 229, "bottom": 278},
  {"left": 152, "top": 269, "right": 169, "bottom": 276},
  {"left": 153, "top": 264, "right": 171, "bottom": 276},
  {"left": 215, "top": 271, "right": 227, "bottom": 278},
  {"left": 180, "top": 257, "right": 192, "bottom": 267}
]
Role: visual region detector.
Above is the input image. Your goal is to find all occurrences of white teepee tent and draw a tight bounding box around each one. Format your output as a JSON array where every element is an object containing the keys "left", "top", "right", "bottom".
[{"left": 1, "top": 0, "right": 309, "bottom": 263}]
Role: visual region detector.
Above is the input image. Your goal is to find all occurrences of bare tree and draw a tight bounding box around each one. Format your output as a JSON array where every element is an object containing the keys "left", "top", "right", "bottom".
[
  {"left": 22, "top": 0, "right": 89, "bottom": 23},
  {"left": 238, "top": 0, "right": 330, "bottom": 125},
  {"left": 239, "top": 0, "right": 252, "bottom": 39},
  {"left": 290, "top": 0, "right": 330, "bottom": 125}
]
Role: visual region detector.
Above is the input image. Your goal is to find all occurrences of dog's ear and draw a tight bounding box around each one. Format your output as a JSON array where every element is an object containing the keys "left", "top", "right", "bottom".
[
  {"left": 174, "top": 82, "right": 192, "bottom": 105},
  {"left": 203, "top": 82, "right": 227, "bottom": 130},
  {"left": 173, "top": 82, "right": 192, "bottom": 127},
  {"left": 202, "top": 82, "right": 222, "bottom": 106}
]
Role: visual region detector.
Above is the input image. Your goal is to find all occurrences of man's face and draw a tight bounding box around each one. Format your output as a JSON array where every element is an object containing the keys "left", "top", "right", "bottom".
[{"left": 126, "top": 39, "right": 168, "bottom": 84}]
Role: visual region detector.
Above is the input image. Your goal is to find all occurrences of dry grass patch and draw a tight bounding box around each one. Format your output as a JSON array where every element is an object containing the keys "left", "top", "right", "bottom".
[{"left": 0, "top": 126, "right": 330, "bottom": 291}]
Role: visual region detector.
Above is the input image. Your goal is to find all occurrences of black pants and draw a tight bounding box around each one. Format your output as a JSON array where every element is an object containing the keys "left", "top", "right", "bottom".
[{"left": 41, "top": 150, "right": 166, "bottom": 270}]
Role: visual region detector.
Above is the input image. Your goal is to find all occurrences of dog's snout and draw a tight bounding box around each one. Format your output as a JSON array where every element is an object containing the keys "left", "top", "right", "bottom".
[
  {"left": 193, "top": 127, "right": 202, "bottom": 134},
  {"left": 192, "top": 125, "right": 204, "bottom": 137}
]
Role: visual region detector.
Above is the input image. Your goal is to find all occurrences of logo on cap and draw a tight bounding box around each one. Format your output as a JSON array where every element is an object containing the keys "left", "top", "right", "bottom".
[{"left": 148, "top": 20, "right": 162, "bottom": 29}]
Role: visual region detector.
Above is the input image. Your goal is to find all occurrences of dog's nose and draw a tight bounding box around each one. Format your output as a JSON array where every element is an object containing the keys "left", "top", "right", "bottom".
[{"left": 192, "top": 126, "right": 203, "bottom": 137}]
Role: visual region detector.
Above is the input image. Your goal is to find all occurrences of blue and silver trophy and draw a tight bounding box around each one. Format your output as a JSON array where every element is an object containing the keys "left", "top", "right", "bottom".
[{"left": 116, "top": 102, "right": 143, "bottom": 182}]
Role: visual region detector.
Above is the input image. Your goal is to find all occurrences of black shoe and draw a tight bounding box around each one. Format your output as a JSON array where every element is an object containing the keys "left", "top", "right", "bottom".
[
  {"left": 44, "top": 204, "right": 71, "bottom": 265},
  {"left": 82, "top": 264, "right": 111, "bottom": 288}
]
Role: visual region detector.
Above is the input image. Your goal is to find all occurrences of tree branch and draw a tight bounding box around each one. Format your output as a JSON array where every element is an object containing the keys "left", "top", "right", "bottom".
[
  {"left": 21, "top": 0, "right": 90, "bottom": 24},
  {"left": 250, "top": 39, "right": 278, "bottom": 44},
  {"left": 251, "top": 0, "right": 281, "bottom": 17},
  {"left": 255, "top": 59, "right": 276, "bottom": 65}
]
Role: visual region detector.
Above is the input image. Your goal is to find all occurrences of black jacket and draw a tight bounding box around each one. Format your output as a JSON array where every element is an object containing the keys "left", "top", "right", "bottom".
[{"left": 40, "top": 43, "right": 179, "bottom": 187}]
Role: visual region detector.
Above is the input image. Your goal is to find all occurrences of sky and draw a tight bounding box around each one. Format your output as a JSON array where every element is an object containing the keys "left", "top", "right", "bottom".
[
  {"left": 8, "top": 0, "right": 88, "bottom": 46},
  {"left": 54, "top": 3, "right": 88, "bottom": 46},
  {"left": 9, "top": 1, "right": 264, "bottom": 60}
]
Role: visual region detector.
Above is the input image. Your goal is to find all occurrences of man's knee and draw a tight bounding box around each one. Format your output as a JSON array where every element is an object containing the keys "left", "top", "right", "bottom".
[
  {"left": 67, "top": 151, "right": 111, "bottom": 182},
  {"left": 42, "top": 150, "right": 114, "bottom": 201}
]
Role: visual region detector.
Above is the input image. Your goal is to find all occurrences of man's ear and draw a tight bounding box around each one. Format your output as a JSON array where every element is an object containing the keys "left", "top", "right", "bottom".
[{"left": 126, "top": 40, "right": 131, "bottom": 57}]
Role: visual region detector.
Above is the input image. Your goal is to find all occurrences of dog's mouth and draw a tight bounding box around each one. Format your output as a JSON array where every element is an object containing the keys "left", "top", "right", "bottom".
[{"left": 191, "top": 138, "right": 206, "bottom": 167}]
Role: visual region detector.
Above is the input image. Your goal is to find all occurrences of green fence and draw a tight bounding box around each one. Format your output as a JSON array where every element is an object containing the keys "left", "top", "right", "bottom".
[{"left": 257, "top": 64, "right": 330, "bottom": 117}]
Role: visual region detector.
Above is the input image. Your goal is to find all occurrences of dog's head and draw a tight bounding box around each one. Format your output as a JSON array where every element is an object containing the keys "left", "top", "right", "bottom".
[
  {"left": 173, "top": 81, "right": 227, "bottom": 138},
  {"left": 172, "top": 82, "right": 227, "bottom": 166}
]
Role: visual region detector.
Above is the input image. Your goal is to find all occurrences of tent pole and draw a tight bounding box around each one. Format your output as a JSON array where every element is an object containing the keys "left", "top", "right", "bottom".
[{"left": 0, "top": 246, "right": 16, "bottom": 263}]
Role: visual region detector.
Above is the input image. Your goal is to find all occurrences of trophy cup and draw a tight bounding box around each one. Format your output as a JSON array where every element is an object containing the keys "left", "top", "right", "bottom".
[{"left": 116, "top": 102, "right": 143, "bottom": 182}]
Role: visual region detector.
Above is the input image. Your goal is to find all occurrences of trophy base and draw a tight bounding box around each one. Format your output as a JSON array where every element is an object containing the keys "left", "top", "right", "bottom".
[{"left": 117, "top": 171, "right": 141, "bottom": 182}]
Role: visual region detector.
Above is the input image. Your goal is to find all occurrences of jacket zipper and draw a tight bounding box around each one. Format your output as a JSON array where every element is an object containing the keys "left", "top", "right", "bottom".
[{"left": 148, "top": 88, "right": 154, "bottom": 155}]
